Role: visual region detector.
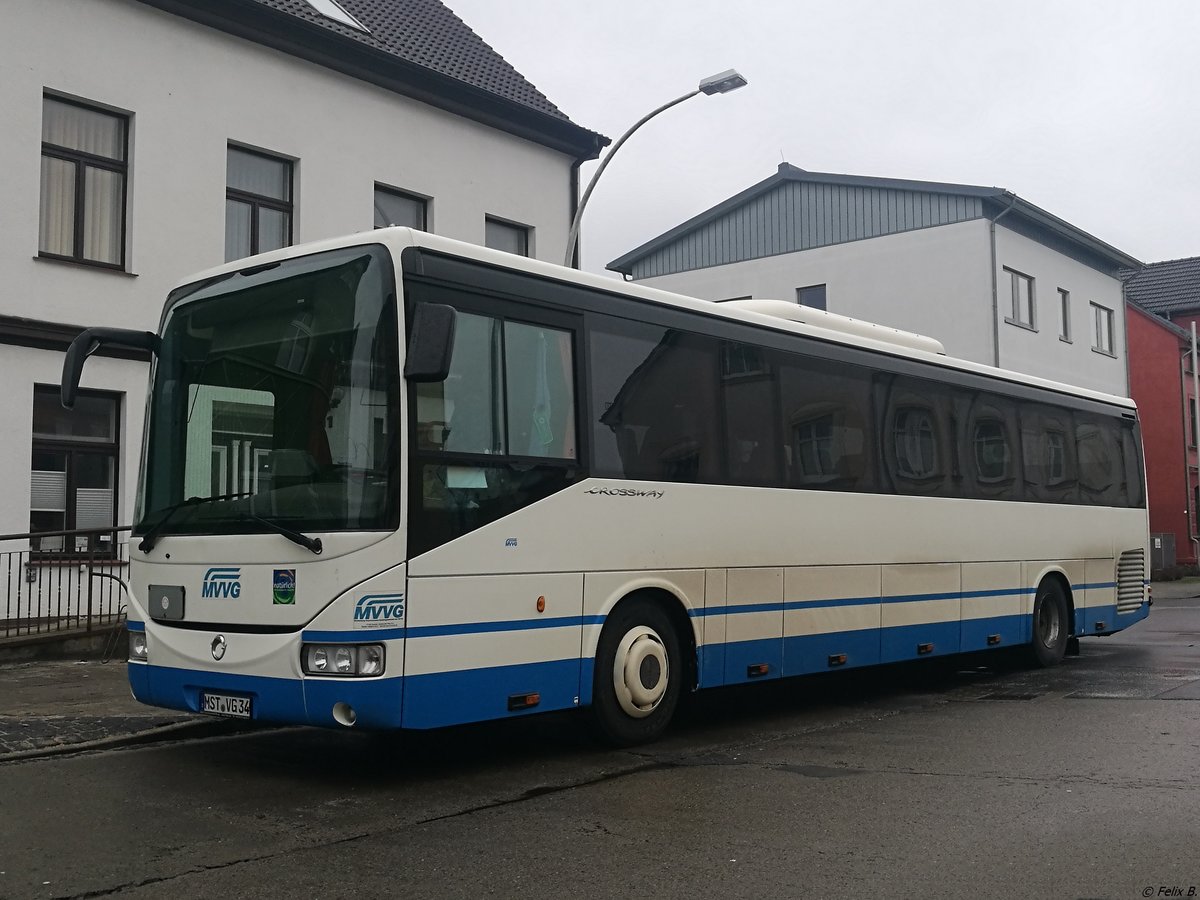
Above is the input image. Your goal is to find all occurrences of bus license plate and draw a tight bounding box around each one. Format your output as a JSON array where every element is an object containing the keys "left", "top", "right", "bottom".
[{"left": 201, "top": 692, "right": 252, "bottom": 719}]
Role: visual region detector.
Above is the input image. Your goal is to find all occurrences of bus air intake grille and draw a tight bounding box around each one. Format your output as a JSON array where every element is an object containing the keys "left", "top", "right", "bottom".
[{"left": 1116, "top": 549, "right": 1146, "bottom": 613}]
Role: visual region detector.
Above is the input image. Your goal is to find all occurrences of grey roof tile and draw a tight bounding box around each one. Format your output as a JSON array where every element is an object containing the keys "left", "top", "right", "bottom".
[
  {"left": 248, "top": 0, "right": 570, "bottom": 121},
  {"left": 1123, "top": 256, "right": 1200, "bottom": 316}
]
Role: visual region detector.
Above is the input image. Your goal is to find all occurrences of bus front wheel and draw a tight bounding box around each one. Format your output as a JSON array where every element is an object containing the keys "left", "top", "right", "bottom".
[
  {"left": 1027, "top": 579, "right": 1069, "bottom": 667},
  {"left": 591, "top": 599, "right": 682, "bottom": 746}
]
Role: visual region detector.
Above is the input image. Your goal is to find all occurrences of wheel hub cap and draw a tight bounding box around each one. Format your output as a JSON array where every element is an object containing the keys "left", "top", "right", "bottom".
[{"left": 613, "top": 625, "right": 669, "bottom": 719}]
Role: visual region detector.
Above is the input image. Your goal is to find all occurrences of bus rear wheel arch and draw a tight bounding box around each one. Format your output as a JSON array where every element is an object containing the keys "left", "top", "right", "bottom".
[{"left": 590, "top": 594, "right": 689, "bottom": 746}]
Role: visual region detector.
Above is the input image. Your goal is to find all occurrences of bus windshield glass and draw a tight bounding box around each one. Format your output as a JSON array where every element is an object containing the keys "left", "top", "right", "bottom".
[{"left": 136, "top": 245, "right": 398, "bottom": 536}]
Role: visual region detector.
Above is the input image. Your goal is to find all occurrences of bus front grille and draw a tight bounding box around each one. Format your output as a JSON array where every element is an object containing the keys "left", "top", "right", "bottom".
[{"left": 1116, "top": 549, "right": 1146, "bottom": 613}]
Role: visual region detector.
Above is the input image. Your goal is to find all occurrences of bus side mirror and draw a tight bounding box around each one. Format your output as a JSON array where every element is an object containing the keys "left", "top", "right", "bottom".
[
  {"left": 62, "top": 327, "right": 161, "bottom": 409},
  {"left": 404, "top": 303, "right": 456, "bottom": 383}
]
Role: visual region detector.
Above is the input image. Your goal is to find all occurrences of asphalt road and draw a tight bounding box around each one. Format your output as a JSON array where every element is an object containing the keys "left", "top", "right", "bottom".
[{"left": 1, "top": 598, "right": 1198, "bottom": 900}]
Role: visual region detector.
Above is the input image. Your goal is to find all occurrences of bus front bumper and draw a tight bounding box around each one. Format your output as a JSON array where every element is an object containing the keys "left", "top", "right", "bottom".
[{"left": 128, "top": 662, "right": 404, "bottom": 730}]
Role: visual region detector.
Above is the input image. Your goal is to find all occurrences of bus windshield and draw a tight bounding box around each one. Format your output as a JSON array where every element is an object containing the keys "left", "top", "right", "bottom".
[{"left": 136, "top": 245, "right": 398, "bottom": 536}]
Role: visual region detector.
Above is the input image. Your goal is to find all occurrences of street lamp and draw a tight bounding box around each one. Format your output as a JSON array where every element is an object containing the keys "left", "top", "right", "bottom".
[{"left": 563, "top": 68, "right": 748, "bottom": 268}]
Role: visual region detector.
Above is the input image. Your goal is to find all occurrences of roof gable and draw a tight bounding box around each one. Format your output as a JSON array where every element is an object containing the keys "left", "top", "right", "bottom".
[
  {"left": 253, "top": 0, "right": 567, "bottom": 119},
  {"left": 137, "top": 0, "right": 606, "bottom": 158},
  {"left": 609, "top": 163, "right": 1138, "bottom": 277}
]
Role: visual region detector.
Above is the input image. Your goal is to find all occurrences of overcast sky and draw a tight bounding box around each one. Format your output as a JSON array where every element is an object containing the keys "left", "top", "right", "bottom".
[{"left": 446, "top": 0, "right": 1199, "bottom": 276}]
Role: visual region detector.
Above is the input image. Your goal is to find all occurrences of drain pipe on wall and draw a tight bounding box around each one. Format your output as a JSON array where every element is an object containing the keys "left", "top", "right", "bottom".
[
  {"left": 1191, "top": 322, "right": 1199, "bottom": 565},
  {"left": 568, "top": 158, "right": 584, "bottom": 269},
  {"left": 988, "top": 194, "right": 1018, "bottom": 367}
]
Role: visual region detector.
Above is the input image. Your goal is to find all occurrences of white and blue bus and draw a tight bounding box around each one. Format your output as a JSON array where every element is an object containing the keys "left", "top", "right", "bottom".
[{"left": 63, "top": 228, "right": 1150, "bottom": 745}]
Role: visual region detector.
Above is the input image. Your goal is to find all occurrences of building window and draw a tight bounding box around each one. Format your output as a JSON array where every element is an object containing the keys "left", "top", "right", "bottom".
[
  {"left": 721, "top": 343, "right": 768, "bottom": 378},
  {"left": 796, "top": 284, "right": 827, "bottom": 310},
  {"left": 299, "top": 0, "right": 369, "bottom": 31},
  {"left": 485, "top": 217, "right": 530, "bottom": 257},
  {"left": 373, "top": 185, "right": 427, "bottom": 230},
  {"left": 1191, "top": 398, "right": 1198, "bottom": 448},
  {"left": 1091, "top": 302, "right": 1115, "bottom": 355},
  {"left": 893, "top": 407, "right": 939, "bottom": 479},
  {"left": 39, "top": 96, "right": 128, "bottom": 268},
  {"left": 973, "top": 418, "right": 1011, "bottom": 482},
  {"left": 1058, "top": 288, "right": 1071, "bottom": 342},
  {"left": 794, "top": 415, "right": 836, "bottom": 480},
  {"left": 1045, "top": 430, "right": 1067, "bottom": 483},
  {"left": 226, "top": 146, "right": 292, "bottom": 262},
  {"left": 30, "top": 386, "right": 119, "bottom": 552},
  {"left": 1004, "top": 268, "right": 1035, "bottom": 329}
]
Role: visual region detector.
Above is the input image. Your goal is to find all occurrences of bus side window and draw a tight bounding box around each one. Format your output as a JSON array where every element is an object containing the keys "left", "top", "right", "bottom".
[
  {"left": 596, "top": 325, "right": 723, "bottom": 483},
  {"left": 1075, "top": 414, "right": 1120, "bottom": 505},
  {"left": 777, "top": 353, "right": 871, "bottom": 492},
  {"left": 721, "top": 341, "right": 781, "bottom": 486},
  {"left": 503, "top": 321, "right": 576, "bottom": 460},
  {"left": 878, "top": 375, "right": 954, "bottom": 497},
  {"left": 1020, "top": 406, "right": 1077, "bottom": 504},
  {"left": 416, "top": 311, "right": 502, "bottom": 455}
]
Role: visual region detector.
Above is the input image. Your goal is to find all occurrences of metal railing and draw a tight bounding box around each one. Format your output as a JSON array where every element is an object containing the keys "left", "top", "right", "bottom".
[{"left": 0, "top": 526, "right": 131, "bottom": 639}]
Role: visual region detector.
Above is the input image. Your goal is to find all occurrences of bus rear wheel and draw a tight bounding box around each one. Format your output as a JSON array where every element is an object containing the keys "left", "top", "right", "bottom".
[
  {"left": 1027, "top": 579, "right": 1069, "bottom": 667},
  {"left": 591, "top": 599, "right": 682, "bottom": 746}
]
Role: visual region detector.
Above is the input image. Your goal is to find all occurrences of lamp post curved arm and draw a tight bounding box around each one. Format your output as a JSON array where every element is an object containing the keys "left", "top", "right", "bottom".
[
  {"left": 564, "top": 89, "right": 699, "bottom": 267},
  {"left": 563, "top": 69, "right": 747, "bottom": 268}
]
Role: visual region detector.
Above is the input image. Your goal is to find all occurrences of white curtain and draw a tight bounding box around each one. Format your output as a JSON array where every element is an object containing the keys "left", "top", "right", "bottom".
[
  {"left": 42, "top": 98, "right": 123, "bottom": 159},
  {"left": 227, "top": 147, "right": 289, "bottom": 201},
  {"left": 83, "top": 168, "right": 123, "bottom": 264},
  {"left": 40, "top": 98, "right": 125, "bottom": 264},
  {"left": 225, "top": 199, "right": 252, "bottom": 262},
  {"left": 38, "top": 156, "right": 74, "bottom": 256}
]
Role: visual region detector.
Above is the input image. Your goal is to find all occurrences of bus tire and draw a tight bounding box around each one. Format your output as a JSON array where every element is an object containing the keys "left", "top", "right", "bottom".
[
  {"left": 590, "top": 599, "right": 682, "bottom": 747},
  {"left": 1027, "top": 579, "right": 1069, "bottom": 667}
]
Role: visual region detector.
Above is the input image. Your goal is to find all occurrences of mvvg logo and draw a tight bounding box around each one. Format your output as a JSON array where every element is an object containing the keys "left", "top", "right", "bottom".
[
  {"left": 202, "top": 567, "right": 242, "bottom": 599},
  {"left": 353, "top": 593, "right": 404, "bottom": 623}
]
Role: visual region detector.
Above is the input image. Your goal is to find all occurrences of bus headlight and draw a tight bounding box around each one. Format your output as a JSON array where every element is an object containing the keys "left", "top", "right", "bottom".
[
  {"left": 357, "top": 644, "right": 384, "bottom": 676},
  {"left": 129, "top": 630, "right": 148, "bottom": 662},
  {"left": 301, "top": 643, "right": 385, "bottom": 677}
]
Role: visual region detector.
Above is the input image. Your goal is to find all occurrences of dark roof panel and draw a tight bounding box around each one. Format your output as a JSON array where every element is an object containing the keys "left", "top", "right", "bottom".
[
  {"left": 251, "top": 0, "right": 569, "bottom": 120},
  {"left": 1123, "top": 256, "right": 1200, "bottom": 316},
  {"left": 608, "top": 163, "right": 1139, "bottom": 276},
  {"left": 136, "top": 0, "right": 605, "bottom": 157}
]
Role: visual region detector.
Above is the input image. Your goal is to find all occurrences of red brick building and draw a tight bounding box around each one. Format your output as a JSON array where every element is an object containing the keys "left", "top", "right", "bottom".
[{"left": 1124, "top": 257, "right": 1200, "bottom": 568}]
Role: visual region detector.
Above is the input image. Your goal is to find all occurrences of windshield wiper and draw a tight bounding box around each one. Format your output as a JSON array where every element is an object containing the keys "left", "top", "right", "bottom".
[
  {"left": 138, "top": 491, "right": 252, "bottom": 553},
  {"left": 239, "top": 513, "right": 323, "bottom": 555}
]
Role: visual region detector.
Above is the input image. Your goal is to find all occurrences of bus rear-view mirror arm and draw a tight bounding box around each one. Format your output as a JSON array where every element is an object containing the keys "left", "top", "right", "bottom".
[
  {"left": 404, "top": 303, "right": 456, "bottom": 382},
  {"left": 62, "top": 327, "right": 161, "bottom": 409}
]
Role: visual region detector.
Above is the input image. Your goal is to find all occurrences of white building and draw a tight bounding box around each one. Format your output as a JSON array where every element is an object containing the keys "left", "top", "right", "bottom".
[
  {"left": 0, "top": 0, "right": 604, "bottom": 541},
  {"left": 609, "top": 164, "right": 1139, "bottom": 397}
]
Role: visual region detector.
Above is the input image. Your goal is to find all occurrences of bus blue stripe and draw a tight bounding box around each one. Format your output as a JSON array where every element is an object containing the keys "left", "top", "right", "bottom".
[
  {"left": 406, "top": 615, "right": 604, "bottom": 639},
  {"left": 302, "top": 628, "right": 407, "bottom": 642},
  {"left": 384, "top": 582, "right": 1126, "bottom": 638}
]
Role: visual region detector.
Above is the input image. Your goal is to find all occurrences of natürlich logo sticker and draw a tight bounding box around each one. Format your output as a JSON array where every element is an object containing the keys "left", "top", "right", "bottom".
[{"left": 272, "top": 569, "right": 296, "bottom": 605}]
